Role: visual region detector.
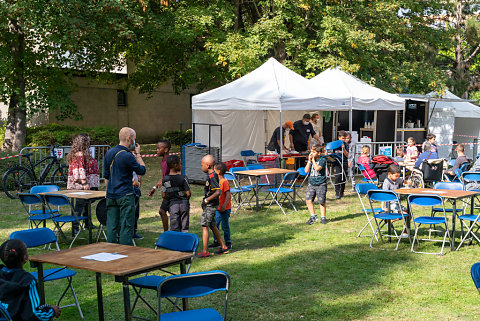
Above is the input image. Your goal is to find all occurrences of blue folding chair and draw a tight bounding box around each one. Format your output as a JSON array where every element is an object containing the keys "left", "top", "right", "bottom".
[
  {"left": 408, "top": 194, "right": 451, "bottom": 255},
  {"left": 355, "top": 183, "right": 385, "bottom": 240},
  {"left": 9, "top": 228, "right": 83, "bottom": 319},
  {"left": 245, "top": 164, "right": 273, "bottom": 189},
  {"left": 156, "top": 270, "right": 230, "bottom": 321},
  {"left": 462, "top": 172, "right": 480, "bottom": 212},
  {"left": 224, "top": 172, "right": 252, "bottom": 214},
  {"left": 471, "top": 263, "right": 480, "bottom": 294},
  {"left": 367, "top": 190, "right": 410, "bottom": 250},
  {"left": 432, "top": 182, "right": 466, "bottom": 217},
  {"left": 448, "top": 159, "right": 456, "bottom": 168},
  {"left": 325, "top": 140, "right": 346, "bottom": 189},
  {"left": 264, "top": 171, "right": 300, "bottom": 215},
  {"left": 44, "top": 194, "right": 88, "bottom": 248},
  {"left": 129, "top": 231, "right": 199, "bottom": 318},
  {"left": 357, "top": 163, "right": 377, "bottom": 184},
  {"left": 240, "top": 150, "right": 260, "bottom": 165},
  {"left": 18, "top": 185, "right": 61, "bottom": 229},
  {"left": 0, "top": 302, "right": 11, "bottom": 321}
]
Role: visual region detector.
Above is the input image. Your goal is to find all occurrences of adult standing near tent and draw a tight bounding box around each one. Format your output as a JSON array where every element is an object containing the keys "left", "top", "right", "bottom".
[
  {"left": 104, "top": 127, "right": 146, "bottom": 246},
  {"left": 309, "top": 113, "right": 324, "bottom": 147},
  {"left": 289, "top": 114, "right": 323, "bottom": 153},
  {"left": 267, "top": 121, "right": 294, "bottom": 153}
]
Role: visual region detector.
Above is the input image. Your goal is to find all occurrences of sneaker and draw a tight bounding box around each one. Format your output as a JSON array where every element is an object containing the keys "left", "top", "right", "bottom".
[
  {"left": 195, "top": 251, "right": 210, "bottom": 258},
  {"left": 320, "top": 217, "right": 327, "bottom": 224},
  {"left": 226, "top": 242, "right": 232, "bottom": 250},
  {"left": 306, "top": 216, "right": 318, "bottom": 225},
  {"left": 335, "top": 194, "right": 342, "bottom": 200},
  {"left": 133, "top": 233, "right": 143, "bottom": 240},
  {"left": 208, "top": 241, "right": 220, "bottom": 248},
  {"left": 214, "top": 247, "right": 229, "bottom": 255}
]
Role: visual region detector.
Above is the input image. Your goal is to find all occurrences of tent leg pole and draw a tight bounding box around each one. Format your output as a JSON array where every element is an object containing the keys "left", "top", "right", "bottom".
[{"left": 280, "top": 111, "right": 283, "bottom": 168}]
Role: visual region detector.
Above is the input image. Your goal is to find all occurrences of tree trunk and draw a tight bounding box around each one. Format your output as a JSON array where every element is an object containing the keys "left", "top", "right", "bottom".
[
  {"left": 3, "top": 18, "right": 27, "bottom": 152},
  {"left": 453, "top": 0, "right": 469, "bottom": 98}
]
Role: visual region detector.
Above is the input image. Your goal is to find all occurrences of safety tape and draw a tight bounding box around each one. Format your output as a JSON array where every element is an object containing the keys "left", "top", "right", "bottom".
[
  {"left": 0, "top": 154, "right": 21, "bottom": 160},
  {"left": 431, "top": 133, "right": 480, "bottom": 139},
  {"left": 140, "top": 152, "right": 181, "bottom": 158},
  {"left": 401, "top": 142, "right": 480, "bottom": 148}
]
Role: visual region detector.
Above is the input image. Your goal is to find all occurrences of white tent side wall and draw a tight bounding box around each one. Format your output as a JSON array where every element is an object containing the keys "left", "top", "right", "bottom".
[
  {"left": 428, "top": 108, "right": 455, "bottom": 159},
  {"left": 453, "top": 117, "right": 480, "bottom": 159},
  {"left": 192, "top": 110, "right": 266, "bottom": 160}
]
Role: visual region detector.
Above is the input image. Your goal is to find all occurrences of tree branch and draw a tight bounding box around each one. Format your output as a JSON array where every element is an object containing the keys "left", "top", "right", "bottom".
[{"left": 466, "top": 43, "right": 480, "bottom": 63}]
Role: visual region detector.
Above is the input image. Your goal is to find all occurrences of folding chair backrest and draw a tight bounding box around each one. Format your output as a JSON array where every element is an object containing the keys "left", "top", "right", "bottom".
[
  {"left": 158, "top": 270, "right": 230, "bottom": 319},
  {"left": 96, "top": 199, "right": 107, "bottom": 226},
  {"left": 30, "top": 185, "right": 60, "bottom": 194},
  {"left": 280, "top": 171, "right": 299, "bottom": 186},
  {"left": 460, "top": 162, "right": 471, "bottom": 172},
  {"left": 155, "top": 231, "right": 199, "bottom": 253},
  {"left": 356, "top": 183, "right": 378, "bottom": 196},
  {"left": 297, "top": 167, "right": 308, "bottom": 177},
  {"left": 326, "top": 140, "right": 343, "bottom": 151},
  {"left": 433, "top": 182, "right": 465, "bottom": 191},
  {"left": 367, "top": 190, "right": 398, "bottom": 203},
  {"left": 19, "top": 193, "right": 43, "bottom": 206},
  {"left": 229, "top": 167, "right": 247, "bottom": 174},
  {"left": 407, "top": 194, "right": 443, "bottom": 207},
  {"left": 9, "top": 228, "right": 57, "bottom": 248},
  {"left": 421, "top": 160, "right": 444, "bottom": 182},
  {"left": 471, "top": 262, "right": 480, "bottom": 294},
  {"left": 448, "top": 159, "right": 456, "bottom": 167},
  {"left": 44, "top": 194, "right": 72, "bottom": 207},
  {"left": 240, "top": 150, "right": 256, "bottom": 157},
  {"left": 246, "top": 164, "right": 264, "bottom": 170}
]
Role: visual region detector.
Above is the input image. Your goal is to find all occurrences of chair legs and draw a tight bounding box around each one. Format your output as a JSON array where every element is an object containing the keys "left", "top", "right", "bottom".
[
  {"left": 55, "top": 276, "right": 84, "bottom": 319},
  {"left": 370, "top": 218, "right": 410, "bottom": 251},
  {"left": 265, "top": 192, "right": 297, "bottom": 215},
  {"left": 411, "top": 222, "right": 451, "bottom": 255},
  {"left": 456, "top": 220, "right": 480, "bottom": 250},
  {"left": 357, "top": 213, "right": 379, "bottom": 241}
]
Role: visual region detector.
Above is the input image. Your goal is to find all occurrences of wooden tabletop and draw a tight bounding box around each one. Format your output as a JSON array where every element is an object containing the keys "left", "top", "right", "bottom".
[
  {"left": 29, "top": 242, "right": 192, "bottom": 276},
  {"left": 39, "top": 190, "right": 106, "bottom": 200},
  {"left": 394, "top": 188, "right": 479, "bottom": 199},
  {"left": 235, "top": 168, "right": 295, "bottom": 176}
]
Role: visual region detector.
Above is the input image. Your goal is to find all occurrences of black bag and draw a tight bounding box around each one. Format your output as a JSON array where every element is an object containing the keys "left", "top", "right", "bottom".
[{"left": 421, "top": 159, "right": 443, "bottom": 182}]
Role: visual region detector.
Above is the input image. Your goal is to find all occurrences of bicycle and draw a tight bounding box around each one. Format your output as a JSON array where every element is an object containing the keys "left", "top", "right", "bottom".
[{"left": 2, "top": 145, "right": 68, "bottom": 199}]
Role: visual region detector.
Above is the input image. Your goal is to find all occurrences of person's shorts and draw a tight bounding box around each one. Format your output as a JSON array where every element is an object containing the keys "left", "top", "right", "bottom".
[
  {"left": 305, "top": 183, "right": 327, "bottom": 204},
  {"left": 388, "top": 202, "right": 407, "bottom": 213},
  {"left": 201, "top": 204, "right": 217, "bottom": 227},
  {"left": 169, "top": 200, "right": 190, "bottom": 232},
  {"left": 159, "top": 199, "right": 170, "bottom": 213}
]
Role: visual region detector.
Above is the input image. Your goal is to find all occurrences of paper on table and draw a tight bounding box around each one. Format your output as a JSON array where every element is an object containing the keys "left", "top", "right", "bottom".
[
  {"left": 251, "top": 170, "right": 271, "bottom": 174},
  {"left": 421, "top": 190, "right": 447, "bottom": 194},
  {"left": 68, "top": 192, "right": 92, "bottom": 195},
  {"left": 81, "top": 252, "right": 128, "bottom": 262}
]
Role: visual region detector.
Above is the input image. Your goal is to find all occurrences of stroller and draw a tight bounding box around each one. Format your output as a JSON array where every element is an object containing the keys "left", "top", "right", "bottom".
[{"left": 371, "top": 155, "right": 398, "bottom": 186}]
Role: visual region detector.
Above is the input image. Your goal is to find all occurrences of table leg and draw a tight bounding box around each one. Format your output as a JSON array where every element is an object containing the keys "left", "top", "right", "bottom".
[
  {"left": 180, "top": 261, "right": 188, "bottom": 311},
  {"left": 37, "top": 263, "right": 45, "bottom": 305},
  {"left": 255, "top": 176, "right": 260, "bottom": 209},
  {"left": 451, "top": 200, "right": 457, "bottom": 251},
  {"left": 87, "top": 200, "right": 93, "bottom": 243},
  {"left": 96, "top": 272, "right": 104, "bottom": 321},
  {"left": 122, "top": 276, "right": 131, "bottom": 321}
]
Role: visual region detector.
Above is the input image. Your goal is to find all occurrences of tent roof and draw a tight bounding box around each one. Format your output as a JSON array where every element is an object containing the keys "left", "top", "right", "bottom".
[
  {"left": 427, "top": 90, "right": 480, "bottom": 118},
  {"left": 192, "top": 58, "right": 342, "bottom": 111},
  {"left": 309, "top": 67, "right": 405, "bottom": 111}
]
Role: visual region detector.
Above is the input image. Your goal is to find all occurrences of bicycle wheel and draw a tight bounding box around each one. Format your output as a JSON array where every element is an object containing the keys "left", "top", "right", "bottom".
[
  {"left": 2, "top": 166, "right": 35, "bottom": 199},
  {"left": 410, "top": 174, "right": 423, "bottom": 188},
  {"left": 50, "top": 164, "right": 68, "bottom": 187}
]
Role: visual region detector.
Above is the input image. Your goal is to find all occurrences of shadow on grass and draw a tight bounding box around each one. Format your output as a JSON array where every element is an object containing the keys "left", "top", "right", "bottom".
[{"left": 212, "top": 243, "right": 414, "bottom": 321}]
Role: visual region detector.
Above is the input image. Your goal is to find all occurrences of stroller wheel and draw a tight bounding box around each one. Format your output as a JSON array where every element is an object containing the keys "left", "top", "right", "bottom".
[{"left": 411, "top": 175, "right": 423, "bottom": 188}]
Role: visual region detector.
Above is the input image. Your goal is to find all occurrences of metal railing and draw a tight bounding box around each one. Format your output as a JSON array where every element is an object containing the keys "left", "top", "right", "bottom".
[{"left": 19, "top": 145, "right": 111, "bottom": 180}]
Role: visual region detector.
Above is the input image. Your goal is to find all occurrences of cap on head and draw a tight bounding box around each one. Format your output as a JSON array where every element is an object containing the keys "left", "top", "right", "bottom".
[{"left": 284, "top": 121, "right": 294, "bottom": 130}]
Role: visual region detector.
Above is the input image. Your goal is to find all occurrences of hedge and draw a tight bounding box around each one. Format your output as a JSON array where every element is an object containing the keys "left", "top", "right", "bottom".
[{"left": 26, "top": 124, "right": 118, "bottom": 147}]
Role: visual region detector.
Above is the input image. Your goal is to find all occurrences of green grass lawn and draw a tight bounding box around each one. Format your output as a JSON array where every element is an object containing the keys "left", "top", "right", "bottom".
[{"left": 1, "top": 153, "right": 480, "bottom": 320}]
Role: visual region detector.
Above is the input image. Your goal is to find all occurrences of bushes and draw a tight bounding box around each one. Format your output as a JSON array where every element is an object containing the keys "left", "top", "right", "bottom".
[
  {"left": 26, "top": 124, "right": 118, "bottom": 147},
  {"left": 162, "top": 129, "right": 192, "bottom": 146}
]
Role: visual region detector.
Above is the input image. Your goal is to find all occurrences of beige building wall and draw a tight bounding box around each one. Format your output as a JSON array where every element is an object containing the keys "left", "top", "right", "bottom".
[{"left": 49, "top": 76, "right": 193, "bottom": 143}]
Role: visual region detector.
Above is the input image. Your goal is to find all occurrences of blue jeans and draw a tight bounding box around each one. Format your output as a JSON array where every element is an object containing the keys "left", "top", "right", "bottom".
[{"left": 213, "top": 209, "right": 231, "bottom": 244}]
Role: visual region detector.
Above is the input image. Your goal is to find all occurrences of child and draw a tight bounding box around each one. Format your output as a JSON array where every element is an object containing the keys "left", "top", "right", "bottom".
[
  {"left": 403, "top": 137, "right": 418, "bottom": 171},
  {"left": 394, "top": 147, "right": 405, "bottom": 163},
  {"left": 148, "top": 140, "right": 171, "bottom": 232},
  {"left": 382, "top": 164, "right": 410, "bottom": 213},
  {"left": 132, "top": 172, "right": 142, "bottom": 239},
  {"left": 161, "top": 155, "right": 191, "bottom": 232},
  {"left": 333, "top": 130, "right": 349, "bottom": 199},
  {"left": 426, "top": 133, "right": 437, "bottom": 153},
  {"left": 345, "top": 132, "right": 357, "bottom": 190},
  {"left": 0, "top": 239, "right": 61, "bottom": 321},
  {"left": 358, "top": 145, "right": 376, "bottom": 180},
  {"left": 209, "top": 162, "right": 232, "bottom": 250},
  {"left": 305, "top": 144, "right": 328, "bottom": 225},
  {"left": 196, "top": 155, "right": 229, "bottom": 258}
]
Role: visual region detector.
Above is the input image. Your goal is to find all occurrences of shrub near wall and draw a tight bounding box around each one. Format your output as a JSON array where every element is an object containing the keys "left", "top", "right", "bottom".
[{"left": 26, "top": 124, "right": 118, "bottom": 147}]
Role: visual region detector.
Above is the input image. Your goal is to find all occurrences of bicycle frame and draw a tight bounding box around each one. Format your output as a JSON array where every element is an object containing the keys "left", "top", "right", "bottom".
[{"left": 22, "top": 147, "right": 63, "bottom": 183}]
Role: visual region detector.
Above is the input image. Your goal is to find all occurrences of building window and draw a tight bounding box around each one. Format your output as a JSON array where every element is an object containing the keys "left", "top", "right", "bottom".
[{"left": 117, "top": 90, "right": 127, "bottom": 106}]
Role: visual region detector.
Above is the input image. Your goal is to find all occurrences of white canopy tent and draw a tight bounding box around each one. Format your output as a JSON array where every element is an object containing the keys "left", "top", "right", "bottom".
[
  {"left": 427, "top": 90, "right": 480, "bottom": 159},
  {"left": 192, "top": 60, "right": 405, "bottom": 160},
  {"left": 309, "top": 67, "right": 405, "bottom": 132},
  {"left": 192, "top": 58, "right": 345, "bottom": 160}
]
